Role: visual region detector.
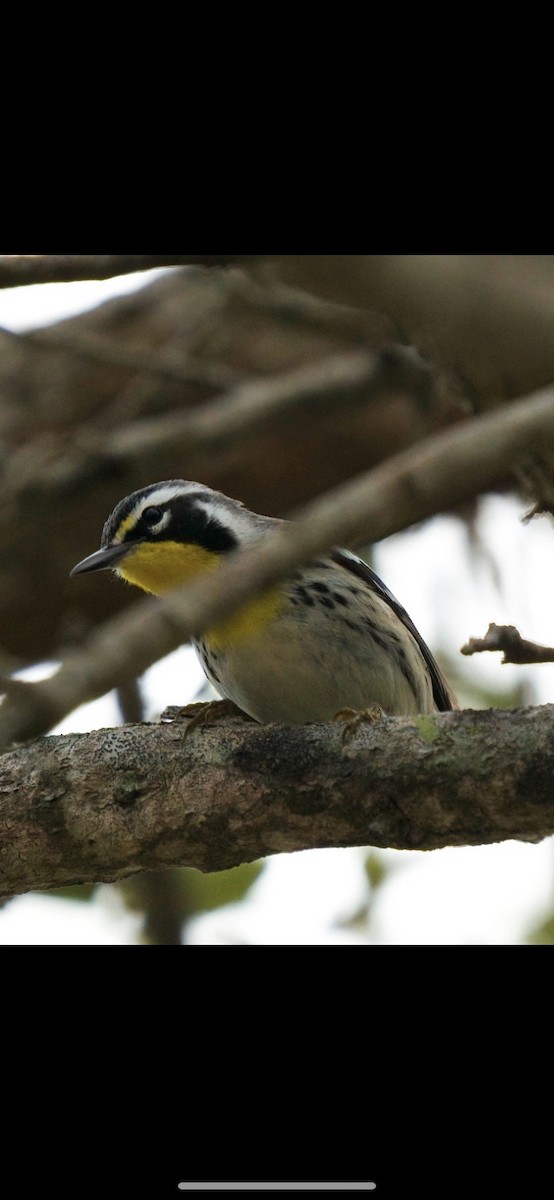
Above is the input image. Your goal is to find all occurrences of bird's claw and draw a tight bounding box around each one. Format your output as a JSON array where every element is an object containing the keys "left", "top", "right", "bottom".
[
  {"left": 333, "top": 705, "right": 385, "bottom": 743},
  {"left": 161, "top": 699, "right": 249, "bottom": 737}
]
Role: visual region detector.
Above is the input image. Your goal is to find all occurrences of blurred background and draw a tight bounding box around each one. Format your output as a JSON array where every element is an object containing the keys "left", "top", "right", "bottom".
[{"left": 1, "top": 254, "right": 554, "bottom": 945}]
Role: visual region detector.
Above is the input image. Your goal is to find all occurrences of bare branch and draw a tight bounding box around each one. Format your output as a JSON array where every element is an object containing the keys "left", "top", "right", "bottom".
[
  {"left": 461, "top": 623, "right": 554, "bottom": 664},
  {"left": 116, "top": 678, "right": 145, "bottom": 724},
  {"left": 0, "top": 254, "right": 256, "bottom": 288},
  {"left": 3, "top": 387, "right": 554, "bottom": 750},
  {"left": 1, "top": 706, "right": 553, "bottom": 899},
  {"left": 118, "top": 870, "right": 193, "bottom": 945},
  {"left": 266, "top": 255, "right": 554, "bottom": 401},
  {"left": 1, "top": 324, "right": 241, "bottom": 391},
  {"left": 107, "top": 349, "right": 415, "bottom": 463},
  {"left": 1, "top": 348, "right": 428, "bottom": 500}
]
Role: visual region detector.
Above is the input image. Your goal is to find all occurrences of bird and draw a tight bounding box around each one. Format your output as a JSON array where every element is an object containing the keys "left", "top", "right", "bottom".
[{"left": 70, "top": 479, "right": 457, "bottom": 724}]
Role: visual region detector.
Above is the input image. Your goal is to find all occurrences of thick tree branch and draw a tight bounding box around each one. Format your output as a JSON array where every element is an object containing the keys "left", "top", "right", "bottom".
[
  {"left": 0, "top": 255, "right": 256, "bottom": 287},
  {"left": 461, "top": 622, "right": 554, "bottom": 664},
  {"left": 2, "top": 386, "right": 554, "bottom": 750},
  {"left": 1, "top": 706, "right": 552, "bottom": 899},
  {"left": 266, "top": 254, "right": 554, "bottom": 400}
]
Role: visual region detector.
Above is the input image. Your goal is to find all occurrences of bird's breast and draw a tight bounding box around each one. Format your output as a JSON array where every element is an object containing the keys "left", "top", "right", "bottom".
[{"left": 118, "top": 541, "right": 282, "bottom": 646}]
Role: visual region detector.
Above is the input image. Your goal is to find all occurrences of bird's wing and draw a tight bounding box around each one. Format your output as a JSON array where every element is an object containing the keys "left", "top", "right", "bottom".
[{"left": 330, "top": 548, "right": 457, "bottom": 712}]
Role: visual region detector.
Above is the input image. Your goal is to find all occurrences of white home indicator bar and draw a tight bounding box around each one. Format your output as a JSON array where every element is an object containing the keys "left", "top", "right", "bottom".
[{"left": 177, "top": 1185, "right": 377, "bottom": 1192}]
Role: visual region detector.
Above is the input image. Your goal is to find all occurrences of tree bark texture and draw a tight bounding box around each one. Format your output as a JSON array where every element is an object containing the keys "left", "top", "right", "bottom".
[{"left": 1, "top": 706, "right": 553, "bottom": 900}]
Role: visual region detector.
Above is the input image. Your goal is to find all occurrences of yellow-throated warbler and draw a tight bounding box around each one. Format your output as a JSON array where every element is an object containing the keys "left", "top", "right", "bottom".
[{"left": 71, "top": 480, "right": 457, "bottom": 722}]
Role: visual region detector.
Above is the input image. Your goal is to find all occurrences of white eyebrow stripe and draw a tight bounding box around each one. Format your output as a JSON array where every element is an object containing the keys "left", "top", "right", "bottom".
[
  {"left": 123, "top": 483, "right": 206, "bottom": 534},
  {"left": 136, "top": 484, "right": 194, "bottom": 512}
]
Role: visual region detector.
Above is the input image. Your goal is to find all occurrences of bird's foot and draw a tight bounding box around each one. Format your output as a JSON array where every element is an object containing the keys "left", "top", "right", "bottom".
[
  {"left": 161, "top": 698, "right": 250, "bottom": 737},
  {"left": 333, "top": 705, "right": 385, "bottom": 743}
]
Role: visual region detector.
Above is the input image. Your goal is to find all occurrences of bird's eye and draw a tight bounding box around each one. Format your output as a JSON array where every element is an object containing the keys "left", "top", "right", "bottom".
[{"left": 142, "top": 506, "right": 163, "bottom": 527}]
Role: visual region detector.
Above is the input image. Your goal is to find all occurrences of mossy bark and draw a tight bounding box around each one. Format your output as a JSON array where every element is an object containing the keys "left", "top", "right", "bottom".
[{"left": 1, "top": 705, "right": 553, "bottom": 898}]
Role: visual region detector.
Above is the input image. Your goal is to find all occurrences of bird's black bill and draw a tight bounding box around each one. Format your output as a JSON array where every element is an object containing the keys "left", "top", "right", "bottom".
[{"left": 70, "top": 541, "right": 142, "bottom": 577}]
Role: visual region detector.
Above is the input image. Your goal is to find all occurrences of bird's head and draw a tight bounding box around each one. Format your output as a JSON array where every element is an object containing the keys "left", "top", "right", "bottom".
[{"left": 70, "top": 480, "right": 251, "bottom": 596}]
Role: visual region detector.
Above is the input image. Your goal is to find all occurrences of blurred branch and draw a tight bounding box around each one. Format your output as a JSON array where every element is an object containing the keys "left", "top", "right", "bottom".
[
  {"left": 119, "top": 869, "right": 190, "bottom": 945},
  {"left": 10, "top": 254, "right": 554, "bottom": 404},
  {"left": 0, "top": 647, "right": 25, "bottom": 675},
  {"left": 0, "top": 254, "right": 256, "bottom": 287},
  {"left": 266, "top": 254, "right": 554, "bottom": 400},
  {"left": 2, "top": 386, "right": 554, "bottom": 750},
  {"left": 461, "top": 622, "right": 554, "bottom": 664},
  {"left": 2, "top": 348, "right": 430, "bottom": 499},
  {"left": 2, "top": 705, "right": 554, "bottom": 899},
  {"left": 107, "top": 349, "right": 422, "bottom": 462},
  {"left": 1, "top": 324, "right": 241, "bottom": 390},
  {"left": 116, "top": 678, "right": 145, "bottom": 723}
]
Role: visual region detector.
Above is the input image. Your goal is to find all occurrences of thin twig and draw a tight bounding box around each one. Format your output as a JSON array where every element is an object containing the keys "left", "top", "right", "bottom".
[{"left": 461, "top": 623, "right": 554, "bottom": 664}]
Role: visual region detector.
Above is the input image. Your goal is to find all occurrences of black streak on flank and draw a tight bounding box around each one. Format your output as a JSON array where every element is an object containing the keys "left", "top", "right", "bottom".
[{"left": 294, "top": 587, "right": 315, "bottom": 607}]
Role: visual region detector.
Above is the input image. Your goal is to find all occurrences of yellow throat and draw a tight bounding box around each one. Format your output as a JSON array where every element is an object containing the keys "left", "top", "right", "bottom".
[{"left": 118, "top": 540, "right": 281, "bottom": 648}]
